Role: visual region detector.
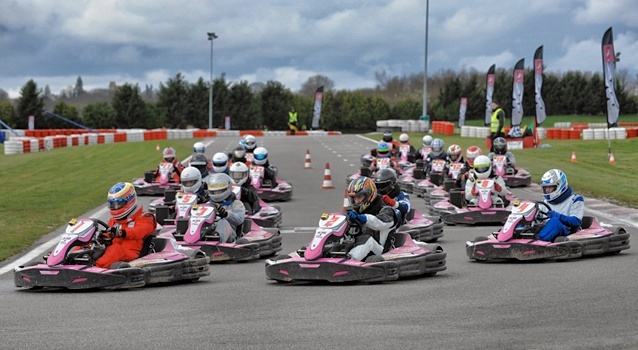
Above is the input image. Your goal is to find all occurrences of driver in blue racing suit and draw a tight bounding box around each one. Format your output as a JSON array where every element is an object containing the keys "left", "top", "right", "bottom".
[
  {"left": 374, "top": 168, "right": 410, "bottom": 224},
  {"left": 538, "top": 169, "right": 584, "bottom": 242},
  {"left": 345, "top": 177, "right": 400, "bottom": 261}
]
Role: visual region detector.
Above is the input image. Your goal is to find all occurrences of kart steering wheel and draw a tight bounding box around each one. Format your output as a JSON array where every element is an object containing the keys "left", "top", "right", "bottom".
[
  {"left": 535, "top": 201, "right": 552, "bottom": 221},
  {"left": 347, "top": 217, "right": 364, "bottom": 236}
]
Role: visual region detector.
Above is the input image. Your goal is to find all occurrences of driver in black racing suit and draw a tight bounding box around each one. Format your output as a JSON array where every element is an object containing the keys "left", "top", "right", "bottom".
[{"left": 345, "top": 176, "right": 400, "bottom": 261}]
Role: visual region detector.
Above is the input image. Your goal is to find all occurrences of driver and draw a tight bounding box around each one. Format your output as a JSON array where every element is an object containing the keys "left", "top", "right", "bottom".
[
  {"left": 423, "top": 138, "right": 448, "bottom": 178},
  {"left": 370, "top": 141, "right": 399, "bottom": 173},
  {"left": 229, "top": 162, "right": 261, "bottom": 215},
  {"left": 464, "top": 155, "right": 508, "bottom": 206},
  {"left": 488, "top": 137, "right": 517, "bottom": 169},
  {"left": 211, "top": 152, "right": 230, "bottom": 174},
  {"left": 241, "top": 134, "right": 257, "bottom": 154},
  {"left": 416, "top": 135, "right": 433, "bottom": 160},
  {"left": 206, "top": 173, "right": 245, "bottom": 243},
  {"left": 253, "top": 147, "right": 278, "bottom": 187},
  {"left": 180, "top": 166, "right": 209, "bottom": 203},
  {"left": 396, "top": 133, "right": 417, "bottom": 160},
  {"left": 96, "top": 182, "right": 156, "bottom": 268},
  {"left": 155, "top": 147, "right": 183, "bottom": 182},
  {"left": 537, "top": 169, "right": 584, "bottom": 242},
  {"left": 229, "top": 145, "right": 248, "bottom": 164},
  {"left": 345, "top": 176, "right": 400, "bottom": 261},
  {"left": 374, "top": 168, "right": 410, "bottom": 224}
]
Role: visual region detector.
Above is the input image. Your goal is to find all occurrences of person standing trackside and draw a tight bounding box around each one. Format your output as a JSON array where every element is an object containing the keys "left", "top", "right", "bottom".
[
  {"left": 288, "top": 106, "right": 299, "bottom": 135},
  {"left": 489, "top": 100, "right": 505, "bottom": 152}
]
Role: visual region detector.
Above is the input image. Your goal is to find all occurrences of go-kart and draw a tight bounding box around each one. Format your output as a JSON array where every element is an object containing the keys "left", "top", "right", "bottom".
[
  {"left": 412, "top": 159, "right": 448, "bottom": 197},
  {"left": 14, "top": 218, "right": 210, "bottom": 290},
  {"left": 265, "top": 212, "right": 446, "bottom": 283},
  {"left": 347, "top": 156, "right": 403, "bottom": 187},
  {"left": 150, "top": 186, "right": 282, "bottom": 228},
  {"left": 492, "top": 155, "right": 532, "bottom": 188},
  {"left": 422, "top": 162, "right": 466, "bottom": 204},
  {"left": 133, "top": 162, "right": 181, "bottom": 196},
  {"left": 398, "top": 208, "right": 445, "bottom": 243},
  {"left": 250, "top": 165, "right": 293, "bottom": 202},
  {"left": 466, "top": 200, "right": 631, "bottom": 261},
  {"left": 158, "top": 202, "right": 282, "bottom": 262},
  {"left": 429, "top": 178, "right": 514, "bottom": 225}
]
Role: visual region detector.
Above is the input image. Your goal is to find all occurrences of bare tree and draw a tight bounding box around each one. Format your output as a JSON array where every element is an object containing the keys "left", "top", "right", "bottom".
[{"left": 299, "top": 75, "right": 334, "bottom": 97}]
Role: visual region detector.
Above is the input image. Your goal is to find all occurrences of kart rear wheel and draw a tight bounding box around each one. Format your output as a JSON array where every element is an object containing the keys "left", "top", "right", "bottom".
[
  {"left": 271, "top": 254, "right": 291, "bottom": 261},
  {"left": 109, "top": 262, "right": 132, "bottom": 269}
]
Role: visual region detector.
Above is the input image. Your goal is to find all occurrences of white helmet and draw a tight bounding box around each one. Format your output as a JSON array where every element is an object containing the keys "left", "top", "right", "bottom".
[
  {"left": 206, "top": 173, "right": 233, "bottom": 202},
  {"left": 540, "top": 169, "right": 569, "bottom": 202},
  {"left": 229, "top": 162, "right": 250, "bottom": 186},
  {"left": 473, "top": 155, "right": 492, "bottom": 179},
  {"left": 253, "top": 147, "right": 268, "bottom": 166},
  {"left": 212, "top": 152, "right": 229, "bottom": 173},
  {"left": 399, "top": 133, "right": 409, "bottom": 143},
  {"left": 422, "top": 135, "right": 433, "bottom": 147},
  {"left": 243, "top": 134, "right": 257, "bottom": 151},
  {"left": 430, "top": 138, "right": 444, "bottom": 157},
  {"left": 180, "top": 166, "right": 202, "bottom": 193},
  {"left": 193, "top": 142, "right": 205, "bottom": 153}
]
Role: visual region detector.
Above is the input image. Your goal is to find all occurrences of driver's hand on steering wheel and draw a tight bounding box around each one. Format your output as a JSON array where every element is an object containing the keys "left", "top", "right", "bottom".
[{"left": 346, "top": 211, "right": 367, "bottom": 224}]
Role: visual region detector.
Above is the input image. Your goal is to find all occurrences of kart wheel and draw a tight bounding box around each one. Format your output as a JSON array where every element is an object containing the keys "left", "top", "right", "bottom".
[
  {"left": 365, "top": 255, "right": 385, "bottom": 263},
  {"left": 272, "top": 254, "right": 292, "bottom": 261},
  {"left": 109, "top": 262, "right": 132, "bottom": 269},
  {"left": 472, "top": 236, "right": 489, "bottom": 243}
]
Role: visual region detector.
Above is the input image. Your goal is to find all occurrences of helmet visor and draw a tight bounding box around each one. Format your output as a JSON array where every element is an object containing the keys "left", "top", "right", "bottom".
[
  {"left": 108, "top": 199, "right": 127, "bottom": 210},
  {"left": 230, "top": 171, "right": 246, "bottom": 182},
  {"left": 542, "top": 185, "right": 557, "bottom": 194},
  {"left": 164, "top": 157, "right": 175, "bottom": 163},
  {"left": 182, "top": 179, "right": 198, "bottom": 188},
  {"left": 475, "top": 165, "right": 490, "bottom": 174}
]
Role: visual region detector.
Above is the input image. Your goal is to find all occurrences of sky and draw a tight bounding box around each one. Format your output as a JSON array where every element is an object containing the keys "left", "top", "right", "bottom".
[{"left": 1, "top": 0, "right": 637, "bottom": 99}]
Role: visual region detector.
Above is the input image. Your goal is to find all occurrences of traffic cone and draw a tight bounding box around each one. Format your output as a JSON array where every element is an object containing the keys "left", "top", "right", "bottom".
[
  {"left": 156, "top": 144, "right": 160, "bottom": 151},
  {"left": 342, "top": 189, "right": 350, "bottom": 213},
  {"left": 322, "top": 163, "right": 334, "bottom": 189},
  {"left": 571, "top": 151, "right": 577, "bottom": 162},
  {"left": 304, "top": 149, "right": 312, "bottom": 169},
  {"left": 609, "top": 153, "right": 615, "bottom": 164}
]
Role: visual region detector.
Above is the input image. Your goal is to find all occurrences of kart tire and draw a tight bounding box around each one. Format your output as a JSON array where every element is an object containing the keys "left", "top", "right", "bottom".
[
  {"left": 365, "top": 255, "right": 385, "bottom": 263},
  {"left": 271, "top": 254, "right": 292, "bottom": 261},
  {"left": 109, "top": 262, "right": 132, "bottom": 269}
]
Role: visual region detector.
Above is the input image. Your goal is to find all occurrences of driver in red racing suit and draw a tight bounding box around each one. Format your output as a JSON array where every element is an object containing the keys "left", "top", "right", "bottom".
[{"left": 96, "top": 182, "right": 156, "bottom": 268}]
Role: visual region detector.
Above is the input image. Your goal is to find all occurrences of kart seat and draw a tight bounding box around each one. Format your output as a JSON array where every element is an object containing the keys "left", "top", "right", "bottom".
[
  {"left": 383, "top": 231, "right": 406, "bottom": 252},
  {"left": 405, "top": 209, "right": 415, "bottom": 222},
  {"left": 580, "top": 216, "right": 593, "bottom": 229},
  {"left": 138, "top": 235, "right": 156, "bottom": 257}
]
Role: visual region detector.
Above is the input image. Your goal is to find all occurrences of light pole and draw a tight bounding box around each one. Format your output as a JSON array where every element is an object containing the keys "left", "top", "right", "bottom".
[
  {"left": 422, "top": 0, "right": 429, "bottom": 120},
  {"left": 208, "top": 32, "right": 218, "bottom": 130}
]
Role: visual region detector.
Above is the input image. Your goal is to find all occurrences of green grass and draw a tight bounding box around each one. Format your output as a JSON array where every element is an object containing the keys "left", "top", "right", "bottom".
[
  {"left": 461, "top": 114, "right": 638, "bottom": 127},
  {"left": 0, "top": 140, "right": 194, "bottom": 262}
]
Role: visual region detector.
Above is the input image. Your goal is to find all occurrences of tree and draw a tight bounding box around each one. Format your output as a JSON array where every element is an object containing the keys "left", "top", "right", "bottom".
[
  {"left": 260, "top": 81, "right": 293, "bottom": 130},
  {"left": 299, "top": 75, "right": 334, "bottom": 97},
  {"left": 83, "top": 102, "right": 116, "bottom": 129},
  {"left": 0, "top": 100, "right": 16, "bottom": 128},
  {"left": 228, "top": 81, "right": 259, "bottom": 129},
  {"left": 16, "top": 79, "right": 44, "bottom": 129},
  {"left": 49, "top": 101, "right": 81, "bottom": 128},
  {"left": 111, "top": 83, "right": 148, "bottom": 128},
  {"left": 0, "top": 89, "right": 9, "bottom": 103},
  {"left": 156, "top": 73, "right": 191, "bottom": 128},
  {"left": 187, "top": 78, "right": 209, "bottom": 128},
  {"left": 74, "top": 76, "right": 84, "bottom": 97}
]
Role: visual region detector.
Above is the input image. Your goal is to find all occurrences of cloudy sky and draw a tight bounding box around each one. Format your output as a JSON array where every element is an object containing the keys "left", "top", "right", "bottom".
[{"left": 1, "top": 0, "right": 637, "bottom": 98}]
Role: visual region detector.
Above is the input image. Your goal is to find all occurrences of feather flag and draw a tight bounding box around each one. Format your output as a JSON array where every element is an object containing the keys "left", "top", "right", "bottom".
[
  {"left": 311, "top": 86, "right": 324, "bottom": 130},
  {"left": 458, "top": 97, "right": 467, "bottom": 127},
  {"left": 602, "top": 27, "right": 619, "bottom": 128},
  {"left": 534, "top": 46, "right": 547, "bottom": 126},
  {"left": 509, "top": 58, "right": 525, "bottom": 137},
  {"left": 484, "top": 64, "right": 495, "bottom": 126}
]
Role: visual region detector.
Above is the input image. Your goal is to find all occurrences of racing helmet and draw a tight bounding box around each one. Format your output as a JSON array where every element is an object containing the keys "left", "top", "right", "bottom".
[
  {"left": 422, "top": 135, "right": 433, "bottom": 147},
  {"left": 430, "top": 138, "right": 444, "bottom": 157},
  {"left": 399, "top": 133, "right": 409, "bottom": 144},
  {"left": 180, "top": 166, "right": 202, "bottom": 193},
  {"left": 540, "top": 169, "right": 569, "bottom": 202},
  {"left": 361, "top": 154, "right": 374, "bottom": 168},
  {"left": 373, "top": 168, "right": 397, "bottom": 196},
  {"left": 193, "top": 142, "right": 205, "bottom": 154},
  {"left": 212, "top": 152, "right": 229, "bottom": 173},
  {"left": 206, "top": 173, "right": 233, "bottom": 203},
  {"left": 162, "top": 147, "right": 176, "bottom": 163},
  {"left": 232, "top": 146, "right": 246, "bottom": 159},
  {"left": 382, "top": 131, "right": 393, "bottom": 143},
  {"left": 447, "top": 144, "right": 462, "bottom": 162},
  {"left": 243, "top": 134, "right": 257, "bottom": 151},
  {"left": 107, "top": 182, "right": 138, "bottom": 220},
  {"left": 347, "top": 176, "right": 377, "bottom": 214},
  {"left": 493, "top": 137, "right": 507, "bottom": 155},
  {"left": 376, "top": 141, "right": 390, "bottom": 158},
  {"left": 253, "top": 147, "right": 268, "bottom": 166},
  {"left": 473, "top": 155, "right": 492, "bottom": 179},
  {"left": 189, "top": 153, "right": 209, "bottom": 177},
  {"left": 466, "top": 146, "right": 482, "bottom": 167},
  {"left": 229, "top": 162, "right": 250, "bottom": 186}
]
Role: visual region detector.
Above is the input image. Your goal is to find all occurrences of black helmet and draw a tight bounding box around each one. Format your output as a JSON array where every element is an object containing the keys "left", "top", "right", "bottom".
[
  {"left": 373, "top": 168, "right": 397, "bottom": 196},
  {"left": 493, "top": 137, "right": 507, "bottom": 154},
  {"left": 382, "top": 131, "right": 393, "bottom": 143},
  {"left": 189, "top": 153, "right": 209, "bottom": 177}
]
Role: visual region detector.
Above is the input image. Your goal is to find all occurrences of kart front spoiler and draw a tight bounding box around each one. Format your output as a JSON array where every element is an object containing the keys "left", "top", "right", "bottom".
[
  {"left": 466, "top": 240, "right": 582, "bottom": 261},
  {"left": 265, "top": 258, "right": 400, "bottom": 283},
  {"left": 14, "top": 265, "right": 147, "bottom": 290},
  {"left": 183, "top": 235, "right": 282, "bottom": 262},
  {"left": 257, "top": 188, "right": 293, "bottom": 202}
]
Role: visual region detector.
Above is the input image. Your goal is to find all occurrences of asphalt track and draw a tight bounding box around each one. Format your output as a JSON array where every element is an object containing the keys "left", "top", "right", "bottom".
[{"left": 1, "top": 134, "right": 637, "bottom": 350}]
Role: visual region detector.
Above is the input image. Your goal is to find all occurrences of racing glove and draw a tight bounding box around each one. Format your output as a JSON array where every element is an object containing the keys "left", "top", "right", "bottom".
[
  {"left": 216, "top": 206, "right": 228, "bottom": 218},
  {"left": 471, "top": 186, "right": 477, "bottom": 196},
  {"left": 494, "top": 183, "right": 503, "bottom": 193},
  {"left": 346, "top": 211, "right": 367, "bottom": 224},
  {"left": 381, "top": 195, "right": 398, "bottom": 208},
  {"left": 548, "top": 210, "right": 581, "bottom": 227}
]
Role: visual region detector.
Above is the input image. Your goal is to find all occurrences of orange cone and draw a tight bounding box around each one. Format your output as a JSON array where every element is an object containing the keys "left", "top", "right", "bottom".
[
  {"left": 156, "top": 144, "right": 160, "bottom": 151},
  {"left": 571, "top": 151, "right": 577, "bottom": 162},
  {"left": 342, "top": 189, "right": 350, "bottom": 213},
  {"left": 304, "top": 149, "right": 312, "bottom": 169},
  {"left": 322, "top": 162, "right": 334, "bottom": 189},
  {"left": 609, "top": 153, "right": 615, "bottom": 164}
]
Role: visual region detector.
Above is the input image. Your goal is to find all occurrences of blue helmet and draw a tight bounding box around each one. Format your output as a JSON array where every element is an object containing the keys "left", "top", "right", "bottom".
[
  {"left": 377, "top": 141, "right": 390, "bottom": 157},
  {"left": 540, "top": 169, "right": 568, "bottom": 201}
]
